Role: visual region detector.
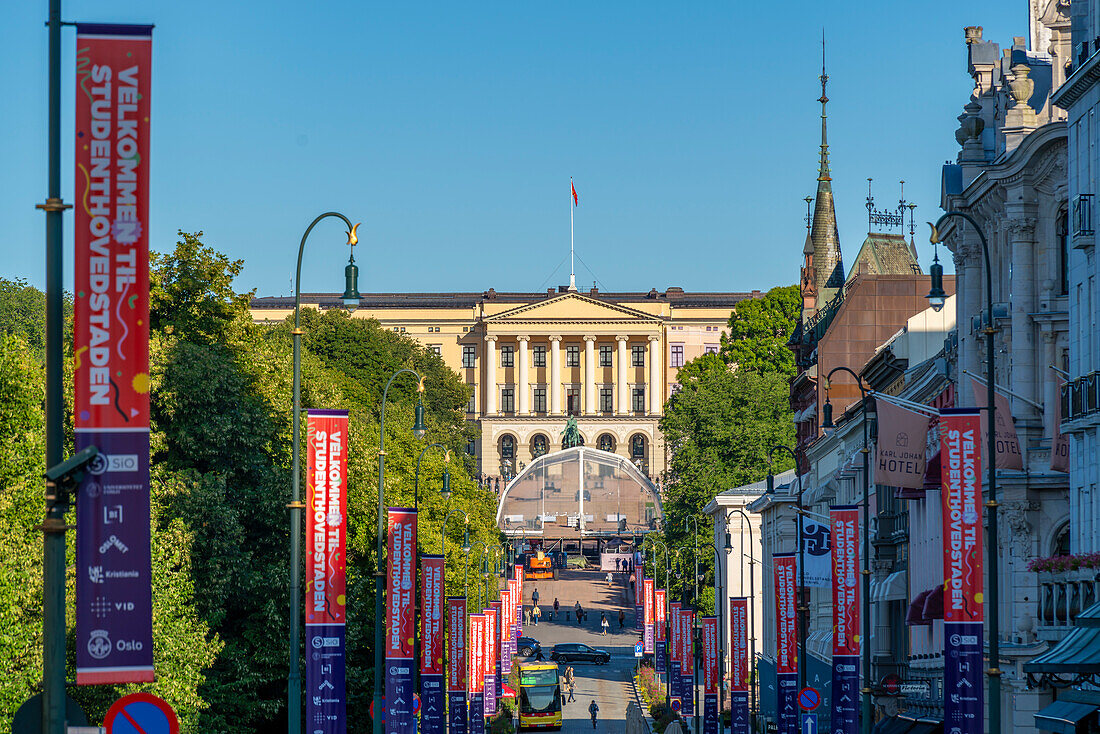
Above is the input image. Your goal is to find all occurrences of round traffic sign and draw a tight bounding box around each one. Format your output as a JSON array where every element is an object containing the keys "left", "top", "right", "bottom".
[
  {"left": 104, "top": 692, "right": 179, "bottom": 734},
  {"left": 670, "top": 698, "right": 682, "bottom": 713},
  {"left": 413, "top": 694, "right": 421, "bottom": 714},
  {"left": 798, "top": 687, "right": 820, "bottom": 712}
]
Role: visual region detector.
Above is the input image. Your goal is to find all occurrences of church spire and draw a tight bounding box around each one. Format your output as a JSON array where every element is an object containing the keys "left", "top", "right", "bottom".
[
  {"left": 808, "top": 32, "right": 845, "bottom": 299},
  {"left": 818, "top": 34, "right": 831, "bottom": 181}
]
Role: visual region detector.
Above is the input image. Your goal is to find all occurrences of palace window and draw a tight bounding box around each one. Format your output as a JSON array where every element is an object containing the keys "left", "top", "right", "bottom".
[
  {"left": 705, "top": 344, "right": 719, "bottom": 355},
  {"left": 599, "top": 344, "right": 613, "bottom": 367},
  {"left": 467, "top": 391, "right": 476, "bottom": 413},
  {"left": 429, "top": 345, "right": 441, "bottom": 356},
  {"left": 462, "top": 345, "right": 476, "bottom": 368},
  {"left": 632, "top": 387, "right": 646, "bottom": 412},
  {"left": 566, "top": 388, "right": 581, "bottom": 416},
  {"left": 531, "top": 434, "right": 548, "bottom": 458},
  {"left": 600, "top": 387, "right": 614, "bottom": 412},
  {"left": 670, "top": 344, "right": 684, "bottom": 368},
  {"left": 533, "top": 388, "right": 547, "bottom": 413},
  {"left": 500, "top": 435, "right": 515, "bottom": 460},
  {"left": 533, "top": 345, "right": 546, "bottom": 367},
  {"left": 501, "top": 345, "right": 514, "bottom": 368},
  {"left": 501, "top": 388, "right": 515, "bottom": 413},
  {"left": 631, "top": 434, "right": 646, "bottom": 459},
  {"left": 631, "top": 344, "right": 645, "bottom": 367},
  {"left": 597, "top": 433, "right": 615, "bottom": 452},
  {"left": 566, "top": 345, "right": 580, "bottom": 367}
]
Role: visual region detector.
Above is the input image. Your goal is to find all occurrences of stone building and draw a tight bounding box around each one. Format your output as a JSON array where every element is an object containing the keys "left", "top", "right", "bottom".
[
  {"left": 251, "top": 286, "right": 754, "bottom": 483},
  {"left": 931, "top": 12, "right": 1072, "bottom": 732}
]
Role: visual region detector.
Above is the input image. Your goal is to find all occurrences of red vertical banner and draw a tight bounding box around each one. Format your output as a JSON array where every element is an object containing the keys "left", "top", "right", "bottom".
[
  {"left": 656, "top": 589, "right": 667, "bottom": 641},
  {"left": 829, "top": 506, "right": 860, "bottom": 734},
  {"left": 386, "top": 509, "right": 417, "bottom": 734},
  {"left": 469, "top": 614, "right": 485, "bottom": 694},
  {"left": 304, "top": 411, "right": 349, "bottom": 734},
  {"left": 774, "top": 553, "right": 798, "bottom": 734},
  {"left": 644, "top": 578, "right": 655, "bottom": 654},
  {"left": 729, "top": 598, "right": 750, "bottom": 734},
  {"left": 702, "top": 617, "right": 718, "bottom": 693},
  {"left": 73, "top": 22, "right": 154, "bottom": 687},
  {"left": 940, "top": 409, "right": 984, "bottom": 734},
  {"left": 484, "top": 605, "right": 498, "bottom": 717}
]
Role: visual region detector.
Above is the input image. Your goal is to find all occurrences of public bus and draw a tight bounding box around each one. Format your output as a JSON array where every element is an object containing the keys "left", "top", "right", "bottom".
[{"left": 517, "top": 662, "right": 562, "bottom": 730}]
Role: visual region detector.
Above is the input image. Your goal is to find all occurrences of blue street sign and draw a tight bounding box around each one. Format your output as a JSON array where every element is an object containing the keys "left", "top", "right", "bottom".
[
  {"left": 798, "top": 687, "right": 820, "bottom": 712},
  {"left": 670, "top": 698, "right": 682, "bottom": 713},
  {"left": 634, "top": 643, "right": 643, "bottom": 658},
  {"left": 801, "top": 713, "right": 817, "bottom": 734}
]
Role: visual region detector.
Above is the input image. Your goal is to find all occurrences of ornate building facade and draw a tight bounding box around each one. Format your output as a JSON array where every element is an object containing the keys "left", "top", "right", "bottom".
[{"left": 252, "top": 286, "right": 756, "bottom": 483}]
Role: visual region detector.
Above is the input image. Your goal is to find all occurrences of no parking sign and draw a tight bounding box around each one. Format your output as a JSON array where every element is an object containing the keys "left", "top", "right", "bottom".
[{"left": 104, "top": 692, "right": 179, "bottom": 734}]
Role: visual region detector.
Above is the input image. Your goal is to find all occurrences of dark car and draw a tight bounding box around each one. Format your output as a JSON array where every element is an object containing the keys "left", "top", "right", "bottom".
[
  {"left": 517, "top": 636, "right": 542, "bottom": 657},
  {"left": 550, "top": 643, "right": 611, "bottom": 665}
]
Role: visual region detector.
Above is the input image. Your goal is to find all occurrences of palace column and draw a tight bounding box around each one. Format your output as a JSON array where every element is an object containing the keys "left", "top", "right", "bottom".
[
  {"left": 583, "top": 335, "right": 596, "bottom": 415},
  {"left": 616, "top": 336, "right": 629, "bottom": 416},
  {"left": 648, "top": 335, "right": 662, "bottom": 415},
  {"left": 517, "top": 336, "right": 530, "bottom": 415},
  {"left": 485, "top": 335, "right": 497, "bottom": 415},
  {"left": 549, "top": 335, "right": 562, "bottom": 415}
]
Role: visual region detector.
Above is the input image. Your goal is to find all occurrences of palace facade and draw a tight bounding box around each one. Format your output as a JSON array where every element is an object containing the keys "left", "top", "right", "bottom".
[{"left": 252, "top": 285, "right": 758, "bottom": 482}]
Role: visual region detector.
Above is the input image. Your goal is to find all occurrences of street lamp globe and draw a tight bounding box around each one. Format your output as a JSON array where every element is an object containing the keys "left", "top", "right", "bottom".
[
  {"left": 341, "top": 256, "right": 360, "bottom": 311},
  {"left": 925, "top": 252, "right": 947, "bottom": 313}
]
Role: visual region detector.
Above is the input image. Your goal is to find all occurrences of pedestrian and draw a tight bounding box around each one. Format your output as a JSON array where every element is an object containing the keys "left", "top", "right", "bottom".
[
  {"left": 532, "top": 587, "right": 540, "bottom": 606},
  {"left": 565, "top": 666, "right": 575, "bottom": 685},
  {"left": 536, "top": 649, "right": 545, "bottom": 661},
  {"left": 606, "top": 571, "right": 613, "bottom": 585},
  {"left": 618, "top": 609, "right": 625, "bottom": 628},
  {"left": 533, "top": 604, "right": 541, "bottom": 625},
  {"left": 600, "top": 613, "right": 609, "bottom": 635},
  {"left": 567, "top": 679, "right": 576, "bottom": 702},
  {"left": 589, "top": 700, "right": 599, "bottom": 729},
  {"left": 615, "top": 557, "right": 621, "bottom": 571},
  {"left": 554, "top": 598, "right": 560, "bottom": 616},
  {"left": 524, "top": 607, "right": 531, "bottom": 626}
]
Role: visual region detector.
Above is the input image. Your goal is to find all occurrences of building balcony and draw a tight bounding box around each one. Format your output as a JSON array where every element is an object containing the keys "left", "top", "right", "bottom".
[
  {"left": 1073, "top": 193, "right": 1094, "bottom": 250},
  {"left": 1061, "top": 371, "right": 1100, "bottom": 423},
  {"left": 1036, "top": 568, "right": 1100, "bottom": 642}
]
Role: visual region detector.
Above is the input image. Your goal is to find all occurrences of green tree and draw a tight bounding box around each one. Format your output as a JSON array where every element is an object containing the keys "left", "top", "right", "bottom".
[{"left": 719, "top": 284, "right": 800, "bottom": 377}]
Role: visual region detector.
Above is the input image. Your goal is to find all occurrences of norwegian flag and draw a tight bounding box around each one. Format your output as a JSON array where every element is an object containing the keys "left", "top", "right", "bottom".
[{"left": 571, "top": 179, "right": 578, "bottom": 206}]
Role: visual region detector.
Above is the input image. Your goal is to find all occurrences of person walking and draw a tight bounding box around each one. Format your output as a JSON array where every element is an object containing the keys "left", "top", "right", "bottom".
[
  {"left": 618, "top": 609, "right": 625, "bottom": 629},
  {"left": 605, "top": 571, "right": 613, "bottom": 585},
  {"left": 532, "top": 587, "right": 540, "bottom": 607},
  {"left": 554, "top": 598, "right": 560, "bottom": 620},
  {"left": 533, "top": 604, "right": 541, "bottom": 626},
  {"left": 600, "top": 612, "right": 609, "bottom": 636},
  {"left": 588, "top": 700, "right": 599, "bottom": 729},
  {"left": 567, "top": 678, "right": 576, "bottom": 702},
  {"left": 576, "top": 604, "right": 584, "bottom": 625},
  {"left": 524, "top": 607, "right": 531, "bottom": 626}
]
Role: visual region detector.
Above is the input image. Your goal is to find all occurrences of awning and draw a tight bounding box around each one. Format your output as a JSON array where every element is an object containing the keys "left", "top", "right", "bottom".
[
  {"left": 874, "top": 571, "right": 908, "bottom": 602},
  {"left": 1024, "top": 626, "right": 1100, "bottom": 674},
  {"left": 871, "top": 716, "right": 918, "bottom": 734},
  {"left": 907, "top": 590, "right": 932, "bottom": 626},
  {"left": 906, "top": 719, "right": 943, "bottom": 734},
  {"left": 1077, "top": 600, "right": 1100, "bottom": 628},
  {"left": 922, "top": 585, "right": 945, "bottom": 620},
  {"left": 1034, "top": 700, "right": 1098, "bottom": 734}
]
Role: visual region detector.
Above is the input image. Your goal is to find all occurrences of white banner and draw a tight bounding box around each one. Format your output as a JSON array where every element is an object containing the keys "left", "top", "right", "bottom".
[{"left": 799, "top": 517, "right": 831, "bottom": 587}]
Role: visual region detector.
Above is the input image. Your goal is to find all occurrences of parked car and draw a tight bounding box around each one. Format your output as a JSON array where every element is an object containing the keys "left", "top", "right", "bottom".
[
  {"left": 517, "top": 636, "right": 542, "bottom": 657},
  {"left": 550, "top": 643, "right": 611, "bottom": 665}
]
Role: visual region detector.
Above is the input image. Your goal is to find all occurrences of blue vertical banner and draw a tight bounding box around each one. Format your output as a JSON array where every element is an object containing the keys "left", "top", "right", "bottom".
[
  {"left": 305, "top": 410, "right": 349, "bottom": 734},
  {"left": 774, "top": 553, "right": 798, "bottom": 734},
  {"left": 73, "top": 22, "right": 155, "bottom": 687},
  {"left": 385, "top": 509, "right": 417, "bottom": 734},
  {"left": 940, "top": 410, "right": 984, "bottom": 734},
  {"left": 447, "top": 598, "right": 467, "bottom": 734}
]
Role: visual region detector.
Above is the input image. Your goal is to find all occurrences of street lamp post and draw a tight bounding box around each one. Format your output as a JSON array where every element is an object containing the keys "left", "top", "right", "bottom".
[
  {"left": 442, "top": 510, "right": 471, "bottom": 556},
  {"left": 647, "top": 537, "right": 671, "bottom": 706},
  {"left": 373, "top": 369, "right": 428, "bottom": 734},
  {"left": 288, "top": 212, "right": 361, "bottom": 734},
  {"left": 765, "top": 446, "right": 805, "bottom": 695},
  {"left": 469, "top": 541, "right": 489, "bottom": 609},
  {"left": 710, "top": 543, "right": 727, "bottom": 717},
  {"left": 927, "top": 213, "right": 1001, "bottom": 734},
  {"left": 728, "top": 508, "right": 757, "bottom": 732},
  {"left": 821, "top": 367, "right": 873, "bottom": 734}
]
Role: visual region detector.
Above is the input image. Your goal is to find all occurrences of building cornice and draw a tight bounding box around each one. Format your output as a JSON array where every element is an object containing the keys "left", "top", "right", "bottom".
[{"left": 1052, "top": 50, "right": 1100, "bottom": 109}]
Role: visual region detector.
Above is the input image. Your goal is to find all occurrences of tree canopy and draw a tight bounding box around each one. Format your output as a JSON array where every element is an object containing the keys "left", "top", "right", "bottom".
[
  {"left": 719, "top": 284, "right": 800, "bottom": 378},
  {"left": 0, "top": 232, "right": 499, "bottom": 733}
]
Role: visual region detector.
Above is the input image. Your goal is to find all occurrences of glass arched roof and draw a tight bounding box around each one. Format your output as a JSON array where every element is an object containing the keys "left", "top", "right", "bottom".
[{"left": 496, "top": 446, "right": 663, "bottom": 538}]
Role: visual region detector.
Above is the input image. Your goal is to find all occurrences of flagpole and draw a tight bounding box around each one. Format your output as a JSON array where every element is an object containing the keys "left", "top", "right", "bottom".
[{"left": 569, "top": 177, "right": 576, "bottom": 291}]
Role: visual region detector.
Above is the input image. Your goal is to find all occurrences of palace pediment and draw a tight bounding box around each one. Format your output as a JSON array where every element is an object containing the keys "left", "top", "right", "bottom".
[{"left": 483, "top": 293, "right": 662, "bottom": 325}]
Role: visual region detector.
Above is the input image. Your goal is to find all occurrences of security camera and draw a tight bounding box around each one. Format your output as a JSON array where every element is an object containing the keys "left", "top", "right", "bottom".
[{"left": 44, "top": 445, "right": 100, "bottom": 484}]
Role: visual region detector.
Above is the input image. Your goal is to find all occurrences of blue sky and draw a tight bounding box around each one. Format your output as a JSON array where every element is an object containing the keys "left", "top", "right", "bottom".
[{"left": 2, "top": 1, "right": 1021, "bottom": 297}]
